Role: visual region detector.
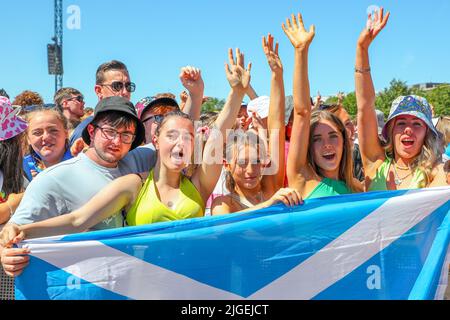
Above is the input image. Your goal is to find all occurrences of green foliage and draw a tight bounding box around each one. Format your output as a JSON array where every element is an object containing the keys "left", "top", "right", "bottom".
[
  {"left": 326, "top": 80, "right": 449, "bottom": 119},
  {"left": 422, "top": 85, "right": 450, "bottom": 116},
  {"left": 375, "top": 79, "right": 410, "bottom": 117},
  {"left": 201, "top": 97, "right": 225, "bottom": 112},
  {"left": 324, "top": 96, "right": 338, "bottom": 105},
  {"left": 342, "top": 92, "right": 357, "bottom": 117}
]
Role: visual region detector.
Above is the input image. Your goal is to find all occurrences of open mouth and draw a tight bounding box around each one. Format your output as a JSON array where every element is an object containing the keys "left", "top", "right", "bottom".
[
  {"left": 401, "top": 138, "right": 415, "bottom": 147},
  {"left": 171, "top": 151, "right": 185, "bottom": 164},
  {"left": 322, "top": 152, "right": 336, "bottom": 161}
]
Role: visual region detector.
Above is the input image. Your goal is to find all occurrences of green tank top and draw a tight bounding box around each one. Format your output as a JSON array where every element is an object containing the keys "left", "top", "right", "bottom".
[
  {"left": 305, "top": 178, "right": 353, "bottom": 199},
  {"left": 126, "top": 170, "right": 205, "bottom": 226},
  {"left": 368, "top": 157, "right": 426, "bottom": 191}
]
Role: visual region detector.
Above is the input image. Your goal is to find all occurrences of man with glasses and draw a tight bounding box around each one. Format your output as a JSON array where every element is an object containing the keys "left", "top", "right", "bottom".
[
  {"left": 94, "top": 60, "right": 135, "bottom": 101},
  {"left": 69, "top": 60, "right": 135, "bottom": 153},
  {"left": 1, "top": 97, "right": 156, "bottom": 277},
  {"left": 54, "top": 87, "right": 85, "bottom": 130}
]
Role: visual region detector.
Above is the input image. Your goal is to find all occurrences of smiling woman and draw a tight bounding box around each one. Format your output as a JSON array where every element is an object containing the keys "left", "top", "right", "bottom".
[
  {"left": 23, "top": 108, "right": 72, "bottom": 181},
  {"left": 284, "top": 13, "right": 363, "bottom": 199},
  {"left": 355, "top": 8, "right": 447, "bottom": 190}
]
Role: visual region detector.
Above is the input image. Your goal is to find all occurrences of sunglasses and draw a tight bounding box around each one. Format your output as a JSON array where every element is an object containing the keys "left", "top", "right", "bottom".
[
  {"left": 142, "top": 114, "right": 164, "bottom": 124},
  {"left": 102, "top": 81, "right": 136, "bottom": 93},
  {"left": 66, "top": 95, "right": 84, "bottom": 103}
]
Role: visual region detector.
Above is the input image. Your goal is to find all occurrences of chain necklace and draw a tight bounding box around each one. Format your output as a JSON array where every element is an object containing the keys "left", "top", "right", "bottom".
[{"left": 392, "top": 161, "right": 413, "bottom": 186}]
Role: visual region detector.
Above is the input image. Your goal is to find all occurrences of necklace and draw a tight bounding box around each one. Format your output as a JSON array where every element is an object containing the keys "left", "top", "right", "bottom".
[
  {"left": 392, "top": 162, "right": 413, "bottom": 186},
  {"left": 393, "top": 160, "right": 410, "bottom": 171},
  {"left": 234, "top": 190, "right": 264, "bottom": 208}
]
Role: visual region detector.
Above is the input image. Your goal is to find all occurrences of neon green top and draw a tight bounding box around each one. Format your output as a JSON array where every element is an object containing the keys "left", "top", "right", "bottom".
[
  {"left": 368, "top": 157, "right": 426, "bottom": 191},
  {"left": 305, "top": 178, "right": 353, "bottom": 199},
  {"left": 126, "top": 170, "right": 205, "bottom": 226}
]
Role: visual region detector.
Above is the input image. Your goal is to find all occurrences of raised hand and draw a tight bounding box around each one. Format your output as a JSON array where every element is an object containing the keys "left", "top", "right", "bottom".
[
  {"left": 282, "top": 13, "right": 315, "bottom": 50},
  {"left": 179, "top": 66, "right": 204, "bottom": 97},
  {"left": 263, "top": 33, "right": 283, "bottom": 74},
  {"left": 358, "top": 7, "right": 390, "bottom": 49},
  {"left": 225, "top": 48, "right": 252, "bottom": 92}
]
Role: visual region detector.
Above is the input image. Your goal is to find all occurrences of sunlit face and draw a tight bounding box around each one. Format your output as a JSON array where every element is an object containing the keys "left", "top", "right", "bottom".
[
  {"left": 335, "top": 108, "right": 355, "bottom": 141},
  {"left": 311, "top": 120, "right": 344, "bottom": 178},
  {"left": 392, "top": 115, "right": 427, "bottom": 160},
  {"left": 62, "top": 94, "right": 85, "bottom": 120},
  {"left": 236, "top": 106, "right": 249, "bottom": 130},
  {"left": 227, "top": 144, "right": 262, "bottom": 190},
  {"left": 88, "top": 120, "right": 136, "bottom": 165},
  {"left": 95, "top": 70, "right": 131, "bottom": 100},
  {"left": 27, "top": 112, "right": 68, "bottom": 165},
  {"left": 153, "top": 117, "right": 194, "bottom": 171}
]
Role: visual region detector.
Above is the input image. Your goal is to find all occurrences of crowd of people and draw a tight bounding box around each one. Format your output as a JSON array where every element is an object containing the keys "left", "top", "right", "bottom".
[{"left": 1, "top": 9, "right": 449, "bottom": 300}]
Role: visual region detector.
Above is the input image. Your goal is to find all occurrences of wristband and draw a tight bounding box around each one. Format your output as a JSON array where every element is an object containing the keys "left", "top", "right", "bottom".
[{"left": 355, "top": 67, "right": 371, "bottom": 74}]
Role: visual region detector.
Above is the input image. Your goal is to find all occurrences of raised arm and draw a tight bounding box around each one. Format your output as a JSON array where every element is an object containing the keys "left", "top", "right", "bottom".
[
  {"left": 355, "top": 7, "right": 390, "bottom": 170},
  {"left": 246, "top": 83, "right": 258, "bottom": 100},
  {"left": 261, "top": 33, "right": 286, "bottom": 189},
  {"left": 282, "top": 13, "right": 316, "bottom": 186},
  {"left": 1, "top": 174, "right": 142, "bottom": 240},
  {"left": 192, "top": 48, "right": 251, "bottom": 202},
  {"left": 179, "top": 66, "right": 205, "bottom": 121}
]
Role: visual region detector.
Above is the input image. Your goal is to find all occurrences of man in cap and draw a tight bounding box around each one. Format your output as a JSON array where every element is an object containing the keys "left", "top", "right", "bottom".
[{"left": 1, "top": 96, "right": 156, "bottom": 277}]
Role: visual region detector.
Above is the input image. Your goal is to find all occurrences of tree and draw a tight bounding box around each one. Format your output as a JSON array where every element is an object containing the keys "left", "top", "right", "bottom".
[
  {"left": 342, "top": 92, "right": 357, "bottom": 117},
  {"left": 375, "top": 79, "right": 410, "bottom": 117},
  {"left": 201, "top": 97, "right": 225, "bottom": 112},
  {"left": 422, "top": 85, "right": 450, "bottom": 116}
]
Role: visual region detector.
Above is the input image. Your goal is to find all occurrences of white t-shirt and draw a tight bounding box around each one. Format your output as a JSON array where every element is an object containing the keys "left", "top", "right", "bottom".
[{"left": 10, "top": 146, "right": 156, "bottom": 230}]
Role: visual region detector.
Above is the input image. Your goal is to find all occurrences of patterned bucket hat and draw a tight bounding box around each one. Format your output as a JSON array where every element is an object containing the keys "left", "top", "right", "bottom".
[
  {"left": 381, "top": 95, "right": 437, "bottom": 139},
  {"left": 0, "top": 96, "right": 28, "bottom": 141}
]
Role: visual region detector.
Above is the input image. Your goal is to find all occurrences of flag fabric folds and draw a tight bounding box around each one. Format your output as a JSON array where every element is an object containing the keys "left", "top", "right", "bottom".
[{"left": 15, "top": 187, "right": 450, "bottom": 300}]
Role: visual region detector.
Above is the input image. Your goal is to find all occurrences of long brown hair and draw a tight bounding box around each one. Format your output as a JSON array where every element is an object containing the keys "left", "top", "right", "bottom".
[{"left": 307, "top": 110, "right": 360, "bottom": 192}]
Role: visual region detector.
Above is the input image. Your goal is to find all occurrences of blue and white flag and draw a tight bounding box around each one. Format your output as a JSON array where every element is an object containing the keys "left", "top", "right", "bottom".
[{"left": 15, "top": 187, "right": 450, "bottom": 300}]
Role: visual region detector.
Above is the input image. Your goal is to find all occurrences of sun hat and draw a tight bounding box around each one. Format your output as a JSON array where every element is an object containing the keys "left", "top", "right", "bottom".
[
  {"left": 381, "top": 95, "right": 437, "bottom": 139},
  {"left": 82, "top": 96, "right": 145, "bottom": 149},
  {"left": 0, "top": 96, "right": 28, "bottom": 141},
  {"left": 247, "top": 96, "right": 270, "bottom": 119}
]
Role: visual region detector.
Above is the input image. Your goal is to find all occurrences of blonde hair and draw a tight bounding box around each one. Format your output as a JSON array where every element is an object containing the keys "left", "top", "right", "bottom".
[
  {"left": 436, "top": 116, "right": 450, "bottom": 144},
  {"left": 307, "top": 110, "right": 361, "bottom": 192}
]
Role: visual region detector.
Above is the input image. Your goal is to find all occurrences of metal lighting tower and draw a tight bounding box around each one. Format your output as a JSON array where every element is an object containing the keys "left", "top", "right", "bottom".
[{"left": 48, "top": 0, "right": 63, "bottom": 92}]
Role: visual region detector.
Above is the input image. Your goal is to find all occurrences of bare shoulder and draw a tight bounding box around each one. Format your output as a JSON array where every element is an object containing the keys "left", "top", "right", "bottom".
[
  {"left": 428, "top": 163, "right": 447, "bottom": 187},
  {"left": 211, "top": 195, "right": 235, "bottom": 216}
]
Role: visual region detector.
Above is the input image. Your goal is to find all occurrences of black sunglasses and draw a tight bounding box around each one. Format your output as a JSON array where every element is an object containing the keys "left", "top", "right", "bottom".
[
  {"left": 102, "top": 81, "right": 136, "bottom": 93},
  {"left": 66, "top": 95, "right": 84, "bottom": 103},
  {"left": 142, "top": 114, "right": 164, "bottom": 124}
]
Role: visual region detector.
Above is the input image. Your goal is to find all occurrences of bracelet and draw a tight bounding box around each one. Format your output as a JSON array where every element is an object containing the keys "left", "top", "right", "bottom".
[{"left": 355, "top": 66, "right": 371, "bottom": 74}]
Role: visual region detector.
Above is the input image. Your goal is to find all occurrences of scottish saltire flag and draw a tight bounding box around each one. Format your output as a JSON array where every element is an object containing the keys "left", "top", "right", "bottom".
[{"left": 15, "top": 187, "right": 450, "bottom": 300}]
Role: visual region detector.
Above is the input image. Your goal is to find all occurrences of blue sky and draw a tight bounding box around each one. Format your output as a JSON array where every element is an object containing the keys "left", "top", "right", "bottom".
[{"left": 1, "top": 0, "right": 449, "bottom": 108}]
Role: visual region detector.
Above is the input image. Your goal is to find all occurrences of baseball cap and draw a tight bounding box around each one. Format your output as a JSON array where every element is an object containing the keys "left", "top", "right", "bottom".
[{"left": 136, "top": 96, "right": 179, "bottom": 120}]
